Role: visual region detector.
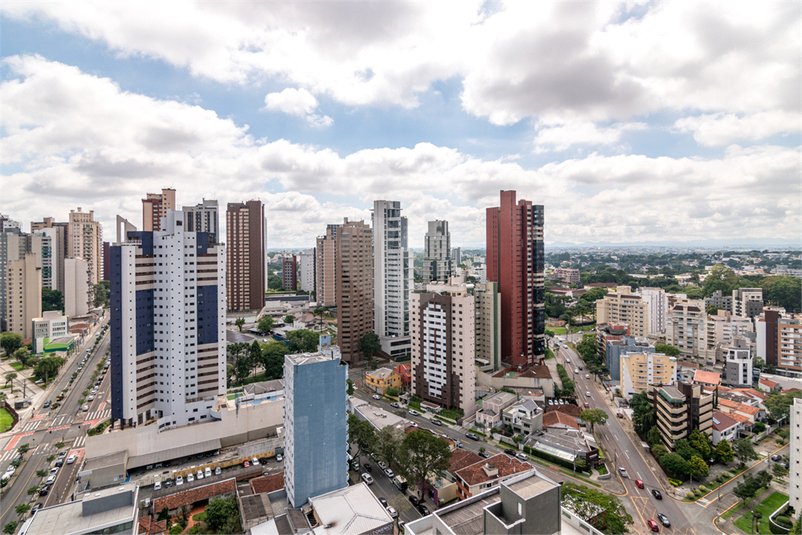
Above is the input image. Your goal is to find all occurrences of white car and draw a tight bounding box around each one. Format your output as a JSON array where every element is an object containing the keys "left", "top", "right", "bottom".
[
  {"left": 154, "top": 481, "right": 161, "bottom": 491},
  {"left": 378, "top": 461, "right": 387, "bottom": 470},
  {"left": 384, "top": 468, "right": 394, "bottom": 478},
  {"left": 187, "top": 473, "right": 194, "bottom": 483},
  {"left": 252, "top": 457, "right": 260, "bottom": 466},
  {"left": 408, "top": 409, "right": 420, "bottom": 416},
  {"left": 176, "top": 476, "right": 184, "bottom": 486},
  {"left": 372, "top": 395, "right": 380, "bottom": 400},
  {"left": 204, "top": 467, "right": 211, "bottom": 478},
  {"left": 618, "top": 467, "right": 629, "bottom": 478},
  {"left": 361, "top": 473, "right": 374, "bottom": 485},
  {"left": 387, "top": 506, "right": 398, "bottom": 518},
  {"left": 196, "top": 470, "right": 204, "bottom": 480},
  {"left": 214, "top": 466, "right": 221, "bottom": 476},
  {"left": 586, "top": 391, "right": 591, "bottom": 397},
  {"left": 276, "top": 453, "right": 283, "bottom": 462},
  {"left": 66, "top": 454, "right": 77, "bottom": 465},
  {"left": 45, "top": 475, "right": 56, "bottom": 485},
  {"left": 87, "top": 395, "right": 95, "bottom": 401},
  {"left": 585, "top": 374, "right": 590, "bottom": 379}
]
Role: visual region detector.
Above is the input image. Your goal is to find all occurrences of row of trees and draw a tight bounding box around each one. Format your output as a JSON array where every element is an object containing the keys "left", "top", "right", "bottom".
[
  {"left": 348, "top": 414, "right": 452, "bottom": 500},
  {"left": 227, "top": 329, "right": 325, "bottom": 384}
]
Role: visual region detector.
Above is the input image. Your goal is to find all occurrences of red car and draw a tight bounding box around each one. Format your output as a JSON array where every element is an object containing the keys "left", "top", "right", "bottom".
[
  {"left": 243, "top": 460, "right": 250, "bottom": 468},
  {"left": 647, "top": 519, "right": 660, "bottom": 532},
  {"left": 635, "top": 479, "right": 644, "bottom": 489},
  {"left": 583, "top": 402, "right": 590, "bottom": 408}
]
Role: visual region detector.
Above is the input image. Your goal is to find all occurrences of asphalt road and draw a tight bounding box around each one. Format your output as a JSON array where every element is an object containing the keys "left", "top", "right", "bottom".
[{"left": 0, "top": 319, "right": 109, "bottom": 528}]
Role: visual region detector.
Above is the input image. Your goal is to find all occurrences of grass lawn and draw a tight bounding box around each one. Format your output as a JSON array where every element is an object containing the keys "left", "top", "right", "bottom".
[
  {"left": 733, "top": 491, "right": 788, "bottom": 534},
  {"left": 192, "top": 511, "right": 206, "bottom": 522},
  {"left": 0, "top": 408, "right": 14, "bottom": 432},
  {"left": 550, "top": 327, "right": 568, "bottom": 334},
  {"left": 9, "top": 362, "right": 24, "bottom": 371},
  {"left": 227, "top": 394, "right": 237, "bottom": 400}
]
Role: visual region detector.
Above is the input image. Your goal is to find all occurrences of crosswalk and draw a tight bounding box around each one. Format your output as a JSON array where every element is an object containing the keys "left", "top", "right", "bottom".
[
  {"left": 85, "top": 410, "right": 111, "bottom": 421},
  {"left": 50, "top": 415, "right": 73, "bottom": 428},
  {"left": 20, "top": 420, "right": 41, "bottom": 432},
  {"left": 0, "top": 443, "right": 54, "bottom": 462},
  {"left": 73, "top": 436, "right": 86, "bottom": 448}
]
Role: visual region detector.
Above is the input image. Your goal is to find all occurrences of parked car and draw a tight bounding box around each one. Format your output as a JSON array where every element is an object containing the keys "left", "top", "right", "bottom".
[
  {"left": 387, "top": 506, "right": 398, "bottom": 518},
  {"left": 378, "top": 497, "right": 388, "bottom": 507},
  {"left": 478, "top": 451, "right": 490, "bottom": 459},
  {"left": 243, "top": 460, "right": 250, "bottom": 468},
  {"left": 276, "top": 453, "right": 283, "bottom": 462},
  {"left": 651, "top": 489, "right": 662, "bottom": 500},
  {"left": 390, "top": 402, "right": 400, "bottom": 408},
  {"left": 49, "top": 467, "right": 58, "bottom": 475},
  {"left": 154, "top": 481, "right": 161, "bottom": 491},
  {"left": 164, "top": 479, "right": 173, "bottom": 488},
  {"left": 87, "top": 395, "right": 95, "bottom": 401},
  {"left": 504, "top": 449, "right": 516, "bottom": 456},
  {"left": 187, "top": 473, "right": 195, "bottom": 483},
  {"left": 466, "top": 433, "right": 479, "bottom": 440},
  {"left": 252, "top": 457, "right": 260, "bottom": 466},
  {"left": 43, "top": 400, "right": 51, "bottom": 408},
  {"left": 55, "top": 459, "right": 64, "bottom": 467},
  {"left": 372, "top": 395, "right": 380, "bottom": 400},
  {"left": 57, "top": 451, "right": 67, "bottom": 460},
  {"left": 196, "top": 470, "right": 204, "bottom": 480},
  {"left": 205, "top": 467, "right": 211, "bottom": 478},
  {"left": 82, "top": 405, "right": 89, "bottom": 412},
  {"left": 45, "top": 475, "right": 56, "bottom": 486},
  {"left": 431, "top": 419, "right": 443, "bottom": 426},
  {"left": 771, "top": 454, "right": 782, "bottom": 462},
  {"left": 361, "top": 473, "right": 374, "bottom": 485},
  {"left": 417, "top": 504, "right": 430, "bottom": 516},
  {"left": 516, "top": 453, "right": 528, "bottom": 461},
  {"left": 408, "top": 409, "right": 420, "bottom": 416},
  {"left": 39, "top": 487, "right": 49, "bottom": 496},
  {"left": 31, "top": 503, "right": 43, "bottom": 515},
  {"left": 363, "top": 463, "right": 372, "bottom": 472},
  {"left": 378, "top": 461, "right": 387, "bottom": 470},
  {"left": 176, "top": 476, "right": 184, "bottom": 486},
  {"left": 384, "top": 468, "right": 394, "bottom": 478},
  {"left": 215, "top": 466, "right": 221, "bottom": 476},
  {"left": 647, "top": 519, "right": 660, "bottom": 532},
  {"left": 657, "top": 513, "right": 671, "bottom": 527},
  {"left": 408, "top": 495, "right": 420, "bottom": 506}
]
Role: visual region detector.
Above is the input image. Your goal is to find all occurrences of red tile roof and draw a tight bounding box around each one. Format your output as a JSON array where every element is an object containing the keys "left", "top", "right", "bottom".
[
  {"left": 718, "top": 398, "right": 760, "bottom": 416},
  {"left": 250, "top": 473, "right": 285, "bottom": 495},
  {"left": 712, "top": 411, "right": 739, "bottom": 432},
  {"left": 447, "top": 449, "right": 484, "bottom": 474},
  {"left": 544, "top": 404, "right": 582, "bottom": 417},
  {"left": 543, "top": 411, "right": 580, "bottom": 430},
  {"left": 153, "top": 478, "right": 236, "bottom": 513},
  {"left": 731, "top": 388, "right": 768, "bottom": 401},
  {"left": 455, "top": 454, "right": 533, "bottom": 487},
  {"left": 138, "top": 516, "right": 166, "bottom": 535},
  {"left": 693, "top": 370, "right": 721, "bottom": 386},
  {"left": 759, "top": 378, "right": 780, "bottom": 389}
]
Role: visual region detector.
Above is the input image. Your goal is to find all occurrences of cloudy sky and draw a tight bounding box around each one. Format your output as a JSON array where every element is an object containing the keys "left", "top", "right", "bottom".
[{"left": 1, "top": 1, "right": 800, "bottom": 249}]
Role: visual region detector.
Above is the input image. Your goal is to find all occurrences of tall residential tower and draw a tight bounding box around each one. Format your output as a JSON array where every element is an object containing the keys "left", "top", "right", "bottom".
[
  {"left": 422, "top": 220, "right": 452, "bottom": 284},
  {"left": 226, "top": 200, "right": 266, "bottom": 312},
  {"left": 142, "top": 188, "right": 176, "bottom": 232},
  {"left": 486, "top": 191, "right": 545, "bottom": 368}
]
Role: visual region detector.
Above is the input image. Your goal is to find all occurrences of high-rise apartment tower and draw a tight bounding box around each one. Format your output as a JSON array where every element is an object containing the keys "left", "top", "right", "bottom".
[
  {"left": 422, "top": 220, "right": 452, "bottom": 284},
  {"left": 142, "top": 188, "right": 176, "bottom": 232},
  {"left": 226, "top": 200, "right": 266, "bottom": 312},
  {"left": 335, "top": 220, "right": 374, "bottom": 363}
]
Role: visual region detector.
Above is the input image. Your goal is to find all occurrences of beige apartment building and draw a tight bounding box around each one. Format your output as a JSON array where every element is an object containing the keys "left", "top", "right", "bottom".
[
  {"left": 142, "top": 188, "right": 176, "bottom": 232},
  {"left": 6, "top": 253, "right": 42, "bottom": 339},
  {"left": 411, "top": 278, "right": 476, "bottom": 415},
  {"left": 474, "top": 281, "right": 501, "bottom": 370},
  {"left": 620, "top": 352, "right": 677, "bottom": 398},
  {"left": 335, "top": 219, "right": 373, "bottom": 363},
  {"left": 68, "top": 208, "right": 103, "bottom": 285},
  {"left": 64, "top": 257, "right": 91, "bottom": 317},
  {"left": 648, "top": 381, "right": 713, "bottom": 450},
  {"left": 595, "top": 286, "right": 649, "bottom": 337},
  {"left": 226, "top": 200, "right": 265, "bottom": 312},
  {"left": 666, "top": 298, "right": 706, "bottom": 359},
  {"left": 315, "top": 224, "right": 340, "bottom": 307},
  {"left": 698, "top": 311, "right": 754, "bottom": 365}
]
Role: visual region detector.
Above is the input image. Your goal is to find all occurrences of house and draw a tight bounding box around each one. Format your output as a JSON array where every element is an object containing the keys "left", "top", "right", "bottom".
[
  {"left": 711, "top": 411, "right": 741, "bottom": 444},
  {"left": 759, "top": 377, "right": 781, "bottom": 392},
  {"left": 431, "top": 449, "right": 485, "bottom": 505},
  {"left": 307, "top": 482, "right": 394, "bottom": 535},
  {"left": 138, "top": 516, "right": 167, "bottom": 535},
  {"left": 501, "top": 399, "right": 543, "bottom": 435},
  {"left": 479, "top": 365, "right": 554, "bottom": 398},
  {"left": 250, "top": 473, "right": 285, "bottom": 495},
  {"left": 542, "top": 411, "right": 580, "bottom": 431},
  {"left": 454, "top": 454, "right": 535, "bottom": 499},
  {"left": 524, "top": 426, "right": 600, "bottom": 467},
  {"left": 475, "top": 391, "right": 517, "bottom": 430},
  {"left": 365, "top": 367, "right": 402, "bottom": 395},
  {"left": 693, "top": 370, "right": 721, "bottom": 388},
  {"left": 394, "top": 363, "right": 412, "bottom": 390},
  {"left": 717, "top": 398, "right": 763, "bottom": 425}
]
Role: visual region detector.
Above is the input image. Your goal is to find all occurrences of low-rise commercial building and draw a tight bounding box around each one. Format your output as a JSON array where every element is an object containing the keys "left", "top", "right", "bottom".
[
  {"left": 32, "top": 311, "right": 69, "bottom": 353},
  {"left": 455, "top": 454, "right": 535, "bottom": 500},
  {"left": 307, "top": 482, "right": 394, "bottom": 535}
]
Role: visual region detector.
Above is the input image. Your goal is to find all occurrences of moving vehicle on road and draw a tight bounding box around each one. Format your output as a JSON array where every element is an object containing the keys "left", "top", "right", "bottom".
[
  {"left": 372, "top": 395, "right": 380, "bottom": 400},
  {"left": 651, "top": 489, "right": 662, "bottom": 500},
  {"left": 363, "top": 463, "right": 372, "bottom": 472},
  {"left": 390, "top": 402, "right": 400, "bottom": 408},
  {"left": 647, "top": 519, "right": 660, "bottom": 532},
  {"left": 386, "top": 506, "right": 397, "bottom": 518},
  {"left": 408, "top": 409, "right": 420, "bottom": 416},
  {"left": 657, "top": 513, "right": 670, "bottom": 527},
  {"left": 618, "top": 467, "right": 628, "bottom": 478},
  {"left": 478, "top": 451, "right": 490, "bottom": 459},
  {"left": 465, "top": 432, "right": 479, "bottom": 440},
  {"left": 431, "top": 419, "right": 443, "bottom": 426},
  {"left": 504, "top": 449, "right": 516, "bottom": 456},
  {"left": 361, "top": 473, "right": 374, "bottom": 485},
  {"left": 67, "top": 454, "right": 77, "bottom": 464},
  {"left": 635, "top": 479, "right": 644, "bottom": 488}
]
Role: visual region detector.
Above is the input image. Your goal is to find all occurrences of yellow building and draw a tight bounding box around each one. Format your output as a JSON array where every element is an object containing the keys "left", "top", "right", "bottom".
[
  {"left": 595, "top": 286, "right": 649, "bottom": 337},
  {"left": 620, "top": 352, "right": 677, "bottom": 397},
  {"left": 366, "top": 367, "right": 402, "bottom": 395}
]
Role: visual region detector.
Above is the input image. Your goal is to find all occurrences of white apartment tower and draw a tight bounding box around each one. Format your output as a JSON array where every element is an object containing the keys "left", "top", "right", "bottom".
[
  {"left": 372, "top": 200, "right": 413, "bottom": 359},
  {"left": 298, "top": 249, "right": 315, "bottom": 293},
  {"left": 68, "top": 208, "right": 103, "bottom": 286},
  {"left": 64, "top": 258, "right": 91, "bottom": 317},
  {"left": 596, "top": 286, "right": 649, "bottom": 337},
  {"left": 422, "top": 220, "right": 452, "bottom": 284},
  {"left": 110, "top": 211, "right": 226, "bottom": 430},
  {"left": 639, "top": 287, "right": 668, "bottom": 334},
  {"left": 182, "top": 199, "right": 219, "bottom": 236}
]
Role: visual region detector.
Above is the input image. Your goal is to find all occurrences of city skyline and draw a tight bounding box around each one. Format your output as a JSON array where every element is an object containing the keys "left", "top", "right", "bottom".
[{"left": 1, "top": 2, "right": 800, "bottom": 249}]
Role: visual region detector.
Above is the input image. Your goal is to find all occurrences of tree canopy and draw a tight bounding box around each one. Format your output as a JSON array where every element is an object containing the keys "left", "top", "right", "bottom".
[
  {"left": 733, "top": 439, "right": 759, "bottom": 465},
  {"left": 42, "top": 288, "right": 64, "bottom": 312},
  {"left": 257, "top": 316, "right": 274, "bottom": 333},
  {"left": 580, "top": 408, "right": 607, "bottom": 433},
  {"left": 348, "top": 414, "right": 376, "bottom": 459},
  {"left": 359, "top": 332, "right": 381, "bottom": 359},
  {"left": 398, "top": 430, "right": 452, "bottom": 499},
  {"left": 234, "top": 317, "right": 245, "bottom": 332},
  {"left": 655, "top": 344, "right": 681, "bottom": 357},
  {"left": 714, "top": 439, "right": 734, "bottom": 465},
  {"left": 1, "top": 332, "right": 23, "bottom": 358},
  {"left": 287, "top": 329, "right": 319, "bottom": 352},
  {"left": 764, "top": 390, "right": 802, "bottom": 421},
  {"left": 561, "top": 482, "right": 633, "bottom": 535}
]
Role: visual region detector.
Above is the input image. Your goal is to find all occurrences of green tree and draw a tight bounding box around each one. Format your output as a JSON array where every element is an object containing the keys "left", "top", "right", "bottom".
[
  {"left": 314, "top": 307, "right": 328, "bottom": 320},
  {"left": 234, "top": 351, "right": 251, "bottom": 384},
  {"left": 689, "top": 455, "right": 709, "bottom": 479},
  {"left": 257, "top": 316, "right": 274, "bottom": 334},
  {"left": 359, "top": 332, "right": 381, "bottom": 360},
  {"left": 652, "top": 444, "right": 669, "bottom": 461},
  {"left": 18, "top": 443, "right": 30, "bottom": 454},
  {"left": 660, "top": 453, "right": 690, "bottom": 478},
  {"left": 374, "top": 425, "right": 404, "bottom": 468},
  {"left": 204, "top": 496, "right": 239, "bottom": 532},
  {"left": 674, "top": 439, "right": 702, "bottom": 461},
  {"left": 32, "top": 356, "right": 65, "bottom": 382},
  {"left": 3, "top": 522, "right": 19, "bottom": 534},
  {"left": 4, "top": 372, "right": 16, "bottom": 387},
  {"left": 27, "top": 486, "right": 39, "bottom": 495},
  {"left": 579, "top": 287, "right": 608, "bottom": 304},
  {"left": 561, "top": 482, "right": 634, "bottom": 534},
  {"left": 630, "top": 392, "right": 656, "bottom": 434},
  {"left": 762, "top": 275, "right": 802, "bottom": 312},
  {"left": 234, "top": 317, "right": 245, "bottom": 332},
  {"left": 655, "top": 344, "right": 681, "bottom": 357},
  {"left": 14, "top": 347, "right": 31, "bottom": 367},
  {"left": 267, "top": 274, "right": 283, "bottom": 290},
  {"left": 284, "top": 314, "right": 296, "bottom": 324},
  {"left": 261, "top": 341, "right": 289, "bottom": 380},
  {"left": 36, "top": 469, "right": 48, "bottom": 478},
  {"left": 1, "top": 332, "right": 23, "bottom": 358},
  {"left": 733, "top": 439, "right": 759, "bottom": 465},
  {"left": 714, "top": 439, "right": 734, "bottom": 464},
  {"left": 346, "top": 379, "right": 354, "bottom": 396},
  {"left": 249, "top": 340, "right": 262, "bottom": 372},
  {"left": 93, "top": 281, "right": 110, "bottom": 308},
  {"left": 688, "top": 429, "right": 713, "bottom": 460},
  {"left": 764, "top": 390, "right": 802, "bottom": 421},
  {"left": 286, "top": 329, "right": 318, "bottom": 352},
  {"left": 42, "top": 288, "right": 64, "bottom": 312},
  {"left": 580, "top": 408, "right": 607, "bottom": 433},
  {"left": 646, "top": 427, "right": 661, "bottom": 447},
  {"left": 385, "top": 386, "right": 399, "bottom": 398},
  {"left": 398, "top": 430, "right": 452, "bottom": 500},
  {"left": 348, "top": 414, "right": 376, "bottom": 459},
  {"left": 15, "top": 503, "right": 30, "bottom": 518}
]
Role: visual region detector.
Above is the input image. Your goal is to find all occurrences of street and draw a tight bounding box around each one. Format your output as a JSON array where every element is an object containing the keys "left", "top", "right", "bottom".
[{"left": 0, "top": 319, "right": 109, "bottom": 528}]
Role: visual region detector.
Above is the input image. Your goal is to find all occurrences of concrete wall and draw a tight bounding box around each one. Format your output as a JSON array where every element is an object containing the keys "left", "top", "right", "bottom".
[{"left": 86, "top": 398, "right": 283, "bottom": 461}]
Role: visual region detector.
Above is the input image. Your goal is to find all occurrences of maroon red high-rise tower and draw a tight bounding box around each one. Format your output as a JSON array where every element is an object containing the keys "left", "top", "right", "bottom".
[{"left": 486, "top": 190, "right": 545, "bottom": 368}]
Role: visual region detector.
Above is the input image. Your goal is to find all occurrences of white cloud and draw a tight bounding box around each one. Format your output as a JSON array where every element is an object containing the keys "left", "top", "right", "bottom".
[
  {"left": 1, "top": 55, "right": 799, "bottom": 248},
  {"left": 533, "top": 121, "right": 647, "bottom": 152},
  {"left": 673, "top": 112, "right": 802, "bottom": 146},
  {"left": 4, "top": 0, "right": 798, "bottom": 136},
  {"left": 263, "top": 88, "right": 333, "bottom": 127}
]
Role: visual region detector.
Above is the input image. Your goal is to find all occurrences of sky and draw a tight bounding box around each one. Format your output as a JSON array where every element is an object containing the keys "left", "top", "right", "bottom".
[{"left": 1, "top": 1, "right": 800, "bottom": 249}]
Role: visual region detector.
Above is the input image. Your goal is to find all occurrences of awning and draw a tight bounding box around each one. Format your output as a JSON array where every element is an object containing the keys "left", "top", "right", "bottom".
[
  {"left": 127, "top": 438, "right": 221, "bottom": 470},
  {"left": 533, "top": 441, "right": 576, "bottom": 462}
]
